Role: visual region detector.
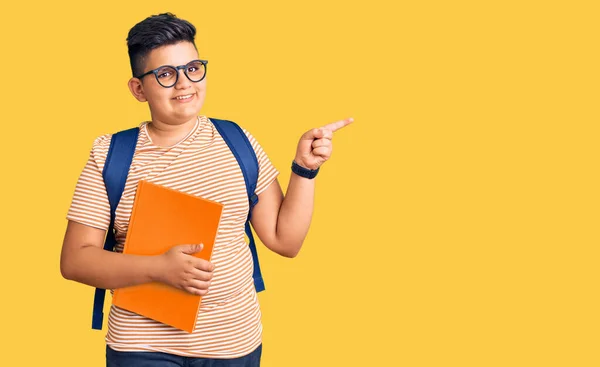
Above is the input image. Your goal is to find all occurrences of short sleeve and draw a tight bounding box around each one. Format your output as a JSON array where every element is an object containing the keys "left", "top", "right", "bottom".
[
  {"left": 66, "top": 134, "right": 112, "bottom": 230},
  {"left": 242, "top": 129, "right": 279, "bottom": 196}
]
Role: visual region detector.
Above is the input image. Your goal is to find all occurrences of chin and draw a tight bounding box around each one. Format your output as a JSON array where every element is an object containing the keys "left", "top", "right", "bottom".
[{"left": 178, "top": 108, "right": 203, "bottom": 121}]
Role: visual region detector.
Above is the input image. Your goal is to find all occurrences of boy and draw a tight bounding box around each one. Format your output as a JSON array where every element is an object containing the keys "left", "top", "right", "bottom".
[{"left": 60, "top": 12, "right": 352, "bottom": 366}]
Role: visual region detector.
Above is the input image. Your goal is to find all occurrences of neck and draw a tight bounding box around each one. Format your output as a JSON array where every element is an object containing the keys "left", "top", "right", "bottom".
[{"left": 147, "top": 116, "right": 198, "bottom": 147}]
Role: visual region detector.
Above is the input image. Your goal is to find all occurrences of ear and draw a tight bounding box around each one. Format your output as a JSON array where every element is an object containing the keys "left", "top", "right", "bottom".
[{"left": 128, "top": 77, "right": 147, "bottom": 102}]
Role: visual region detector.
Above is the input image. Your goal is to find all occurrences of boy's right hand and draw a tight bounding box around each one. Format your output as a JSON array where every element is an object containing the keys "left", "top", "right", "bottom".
[{"left": 153, "top": 244, "right": 214, "bottom": 296}]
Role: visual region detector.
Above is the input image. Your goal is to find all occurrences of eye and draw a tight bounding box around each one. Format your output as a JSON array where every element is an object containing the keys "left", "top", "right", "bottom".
[
  {"left": 158, "top": 71, "right": 172, "bottom": 79},
  {"left": 187, "top": 66, "right": 198, "bottom": 73},
  {"left": 156, "top": 66, "right": 175, "bottom": 79}
]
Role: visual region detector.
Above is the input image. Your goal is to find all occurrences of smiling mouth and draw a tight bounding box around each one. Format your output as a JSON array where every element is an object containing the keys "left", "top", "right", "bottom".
[{"left": 173, "top": 93, "right": 195, "bottom": 100}]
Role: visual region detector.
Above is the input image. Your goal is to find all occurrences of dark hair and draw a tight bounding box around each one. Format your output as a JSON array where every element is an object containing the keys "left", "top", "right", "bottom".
[{"left": 127, "top": 12, "right": 197, "bottom": 77}]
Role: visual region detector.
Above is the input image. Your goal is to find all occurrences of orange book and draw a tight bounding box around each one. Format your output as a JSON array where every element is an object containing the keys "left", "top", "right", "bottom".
[{"left": 112, "top": 180, "right": 224, "bottom": 333}]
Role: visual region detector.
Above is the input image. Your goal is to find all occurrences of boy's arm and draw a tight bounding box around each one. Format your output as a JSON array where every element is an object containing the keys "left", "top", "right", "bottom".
[
  {"left": 250, "top": 176, "right": 314, "bottom": 258},
  {"left": 60, "top": 221, "right": 215, "bottom": 295},
  {"left": 60, "top": 221, "right": 158, "bottom": 289},
  {"left": 250, "top": 118, "right": 353, "bottom": 258}
]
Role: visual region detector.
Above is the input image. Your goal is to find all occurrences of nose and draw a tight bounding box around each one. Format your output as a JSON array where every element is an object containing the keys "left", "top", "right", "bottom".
[{"left": 174, "top": 68, "right": 192, "bottom": 89}]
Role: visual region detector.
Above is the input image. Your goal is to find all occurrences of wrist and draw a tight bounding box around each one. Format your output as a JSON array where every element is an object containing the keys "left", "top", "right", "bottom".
[
  {"left": 147, "top": 255, "right": 164, "bottom": 283},
  {"left": 291, "top": 160, "right": 320, "bottom": 179}
]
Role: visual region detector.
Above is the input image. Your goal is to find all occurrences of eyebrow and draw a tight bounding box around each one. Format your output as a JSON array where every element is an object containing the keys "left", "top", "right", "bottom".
[{"left": 152, "top": 60, "right": 198, "bottom": 68}]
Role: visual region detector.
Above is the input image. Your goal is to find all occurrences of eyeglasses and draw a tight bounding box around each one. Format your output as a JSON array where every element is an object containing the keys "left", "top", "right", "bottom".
[{"left": 135, "top": 59, "right": 208, "bottom": 88}]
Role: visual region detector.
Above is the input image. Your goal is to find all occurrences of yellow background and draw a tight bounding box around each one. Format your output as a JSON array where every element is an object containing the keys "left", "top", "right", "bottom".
[{"left": 0, "top": 1, "right": 598, "bottom": 366}]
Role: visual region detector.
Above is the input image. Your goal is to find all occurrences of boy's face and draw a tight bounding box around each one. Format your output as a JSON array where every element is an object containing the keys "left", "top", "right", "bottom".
[{"left": 128, "top": 41, "right": 206, "bottom": 125}]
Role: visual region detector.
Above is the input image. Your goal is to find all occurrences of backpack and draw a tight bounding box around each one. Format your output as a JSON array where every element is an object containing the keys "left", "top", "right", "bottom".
[{"left": 91, "top": 118, "right": 265, "bottom": 330}]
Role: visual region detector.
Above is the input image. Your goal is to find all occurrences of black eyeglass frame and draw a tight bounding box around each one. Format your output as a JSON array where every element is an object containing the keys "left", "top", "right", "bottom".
[{"left": 135, "top": 59, "right": 208, "bottom": 88}]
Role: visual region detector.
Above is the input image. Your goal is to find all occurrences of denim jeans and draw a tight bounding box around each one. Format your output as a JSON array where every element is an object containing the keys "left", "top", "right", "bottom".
[{"left": 106, "top": 344, "right": 262, "bottom": 367}]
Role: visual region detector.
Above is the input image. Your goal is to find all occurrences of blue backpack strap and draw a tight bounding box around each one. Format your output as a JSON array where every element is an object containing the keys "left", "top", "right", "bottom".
[
  {"left": 92, "top": 127, "right": 139, "bottom": 330},
  {"left": 210, "top": 118, "right": 265, "bottom": 292}
]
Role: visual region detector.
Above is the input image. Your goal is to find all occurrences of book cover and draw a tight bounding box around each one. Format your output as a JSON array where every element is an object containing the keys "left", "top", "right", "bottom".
[{"left": 112, "top": 180, "right": 224, "bottom": 332}]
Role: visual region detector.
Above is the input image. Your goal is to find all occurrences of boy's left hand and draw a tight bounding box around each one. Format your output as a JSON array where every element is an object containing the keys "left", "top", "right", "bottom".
[{"left": 294, "top": 117, "right": 353, "bottom": 170}]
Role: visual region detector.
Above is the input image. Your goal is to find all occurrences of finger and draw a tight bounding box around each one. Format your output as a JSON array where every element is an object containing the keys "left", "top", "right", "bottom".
[
  {"left": 186, "top": 267, "right": 213, "bottom": 281},
  {"left": 186, "top": 279, "right": 211, "bottom": 291},
  {"left": 180, "top": 243, "right": 203, "bottom": 254},
  {"left": 320, "top": 128, "right": 333, "bottom": 140},
  {"left": 323, "top": 117, "right": 353, "bottom": 133},
  {"left": 311, "top": 138, "right": 332, "bottom": 149},
  {"left": 312, "top": 147, "right": 331, "bottom": 158},
  {"left": 185, "top": 286, "right": 209, "bottom": 296},
  {"left": 297, "top": 128, "right": 323, "bottom": 155},
  {"left": 192, "top": 259, "right": 215, "bottom": 272},
  {"left": 300, "top": 128, "right": 324, "bottom": 141}
]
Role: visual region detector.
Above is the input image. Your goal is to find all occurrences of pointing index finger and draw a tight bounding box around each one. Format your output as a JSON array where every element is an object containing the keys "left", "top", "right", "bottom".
[{"left": 323, "top": 117, "right": 354, "bottom": 133}]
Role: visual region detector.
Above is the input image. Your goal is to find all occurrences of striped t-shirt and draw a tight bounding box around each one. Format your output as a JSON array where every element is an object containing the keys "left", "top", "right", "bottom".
[{"left": 66, "top": 115, "right": 279, "bottom": 358}]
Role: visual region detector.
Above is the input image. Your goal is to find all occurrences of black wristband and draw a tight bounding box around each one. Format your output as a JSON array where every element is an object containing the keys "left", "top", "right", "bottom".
[{"left": 291, "top": 161, "right": 320, "bottom": 179}]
